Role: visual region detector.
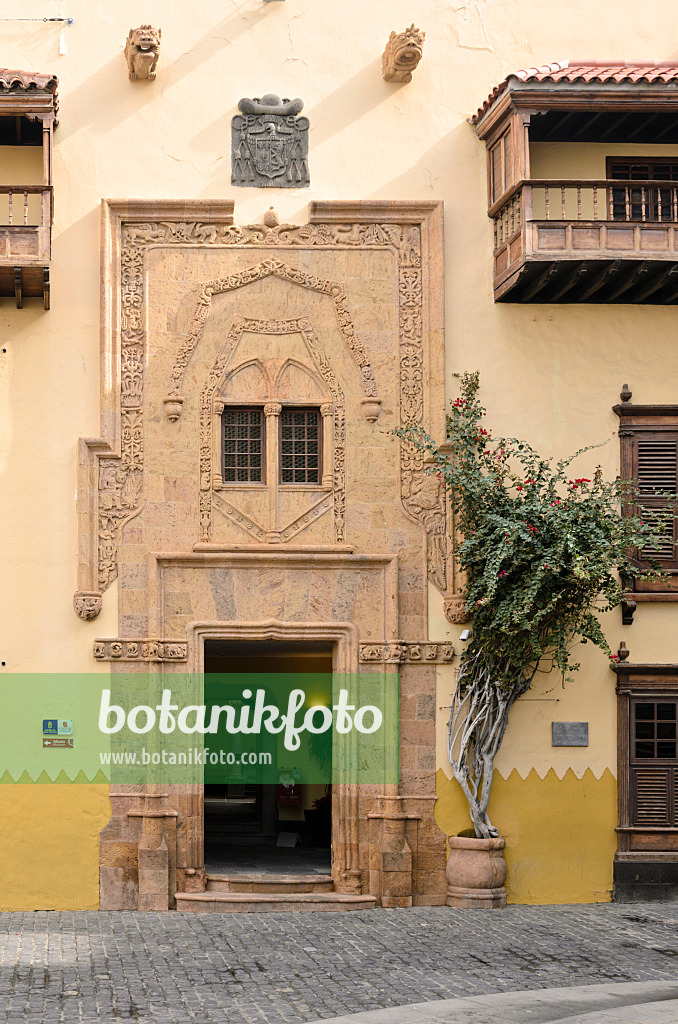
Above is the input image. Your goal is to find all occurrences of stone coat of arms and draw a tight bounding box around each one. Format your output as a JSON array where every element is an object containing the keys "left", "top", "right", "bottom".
[{"left": 232, "top": 94, "right": 309, "bottom": 188}]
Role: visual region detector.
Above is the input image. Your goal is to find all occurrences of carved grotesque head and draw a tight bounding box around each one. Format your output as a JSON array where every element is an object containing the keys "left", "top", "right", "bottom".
[
  {"left": 128, "top": 24, "right": 161, "bottom": 53},
  {"left": 392, "top": 28, "right": 424, "bottom": 74},
  {"left": 382, "top": 24, "right": 425, "bottom": 83}
]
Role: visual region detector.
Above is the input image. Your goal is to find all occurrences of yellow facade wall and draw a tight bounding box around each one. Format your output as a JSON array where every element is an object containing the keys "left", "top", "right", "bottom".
[
  {"left": 530, "top": 142, "right": 678, "bottom": 180},
  {"left": 0, "top": 786, "right": 110, "bottom": 911},
  {"left": 0, "top": 0, "right": 676, "bottom": 907},
  {"left": 435, "top": 769, "right": 617, "bottom": 905}
]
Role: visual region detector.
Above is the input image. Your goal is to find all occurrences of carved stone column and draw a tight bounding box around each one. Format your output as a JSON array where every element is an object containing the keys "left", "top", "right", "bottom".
[
  {"left": 212, "top": 400, "right": 225, "bottom": 488},
  {"left": 264, "top": 401, "right": 282, "bottom": 543},
  {"left": 175, "top": 784, "right": 206, "bottom": 894},
  {"left": 369, "top": 800, "right": 414, "bottom": 909},
  {"left": 127, "top": 789, "right": 178, "bottom": 911},
  {"left": 320, "top": 402, "right": 334, "bottom": 488}
]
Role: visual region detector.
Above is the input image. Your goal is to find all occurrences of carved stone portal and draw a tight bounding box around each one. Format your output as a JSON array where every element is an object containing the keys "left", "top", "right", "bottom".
[
  {"left": 232, "top": 95, "right": 309, "bottom": 188},
  {"left": 125, "top": 25, "right": 161, "bottom": 81},
  {"left": 84, "top": 199, "right": 449, "bottom": 912},
  {"left": 382, "top": 25, "right": 425, "bottom": 83}
]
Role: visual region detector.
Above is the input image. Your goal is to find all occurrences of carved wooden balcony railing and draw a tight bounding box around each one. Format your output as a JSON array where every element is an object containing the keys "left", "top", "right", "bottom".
[
  {"left": 492, "top": 179, "right": 678, "bottom": 303},
  {"left": 0, "top": 185, "right": 52, "bottom": 308}
]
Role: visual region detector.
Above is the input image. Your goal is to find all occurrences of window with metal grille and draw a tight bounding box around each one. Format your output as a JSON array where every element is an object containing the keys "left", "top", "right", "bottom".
[
  {"left": 630, "top": 699, "right": 678, "bottom": 826},
  {"left": 222, "top": 407, "right": 264, "bottom": 483},
  {"left": 279, "top": 408, "right": 321, "bottom": 484}
]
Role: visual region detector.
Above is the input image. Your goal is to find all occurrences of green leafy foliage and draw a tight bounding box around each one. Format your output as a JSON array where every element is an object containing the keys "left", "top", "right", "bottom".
[
  {"left": 399, "top": 371, "right": 673, "bottom": 688},
  {"left": 396, "top": 373, "right": 677, "bottom": 836}
]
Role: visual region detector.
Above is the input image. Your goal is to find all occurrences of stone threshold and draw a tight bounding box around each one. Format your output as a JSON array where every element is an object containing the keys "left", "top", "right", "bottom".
[
  {"left": 175, "top": 892, "right": 377, "bottom": 913},
  {"left": 206, "top": 872, "right": 334, "bottom": 894}
]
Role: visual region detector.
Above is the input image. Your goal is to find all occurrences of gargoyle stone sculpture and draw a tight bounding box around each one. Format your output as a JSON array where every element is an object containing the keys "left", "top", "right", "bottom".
[
  {"left": 125, "top": 24, "right": 161, "bottom": 81},
  {"left": 382, "top": 24, "right": 425, "bottom": 83}
]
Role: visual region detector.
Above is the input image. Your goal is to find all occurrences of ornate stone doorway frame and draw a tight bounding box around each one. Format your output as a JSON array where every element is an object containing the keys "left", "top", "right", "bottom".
[
  {"left": 89, "top": 200, "right": 452, "bottom": 910},
  {"left": 184, "top": 618, "right": 364, "bottom": 895}
]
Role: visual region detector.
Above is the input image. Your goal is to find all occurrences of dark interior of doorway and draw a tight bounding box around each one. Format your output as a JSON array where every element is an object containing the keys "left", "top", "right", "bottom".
[{"left": 203, "top": 639, "right": 332, "bottom": 876}]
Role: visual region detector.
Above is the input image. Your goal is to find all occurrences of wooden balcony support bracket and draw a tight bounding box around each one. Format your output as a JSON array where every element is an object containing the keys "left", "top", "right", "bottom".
[
  {"left": 605, "top": 261, "right": 652, "bottom": 303},
  {"left": 576, "top": 260, "right": 622, "bottom": 302},
  {"left": 43, "top": 267, "right": 50, "bottom": 311},
  {"left": 517, "top": 262, "right": 560, "bottom": 303},
  {"left": 547, "top": 261, "right": 591, "bottom": 302},
  {"left": 14, "top": 267, "right": 21, "bottom": 309},
  {"left": 658, "top": 274, "right": 678, "bottom": 305},
  {"left": 632, "top": 265, "right": 678, "bottom": 304}
]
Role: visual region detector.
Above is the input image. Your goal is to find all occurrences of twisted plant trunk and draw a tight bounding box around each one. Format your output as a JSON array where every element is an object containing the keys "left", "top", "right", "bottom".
[{"left": 447, "top": 648, "right": 535, "bottom": 838}]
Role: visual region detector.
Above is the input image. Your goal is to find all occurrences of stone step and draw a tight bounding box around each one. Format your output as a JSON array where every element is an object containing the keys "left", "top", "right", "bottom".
[
  {"left": 206, "top": 873, "right": 335, "bottom": 894},
  {"left": 175, "top": 892, "right": 377, "bottom": 913}
]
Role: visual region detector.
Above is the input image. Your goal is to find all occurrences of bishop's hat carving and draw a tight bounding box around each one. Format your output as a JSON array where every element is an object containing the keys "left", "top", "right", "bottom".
[{"left": 232, "top": 94, "right": 309, "bottom": 188}]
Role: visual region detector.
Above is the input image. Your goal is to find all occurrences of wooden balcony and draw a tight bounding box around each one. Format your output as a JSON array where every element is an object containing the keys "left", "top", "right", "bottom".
[
  {"left": 0, "top": 185, "right": 52, "bottom": 308},
  {"left": 492, "top": 179, "right": 678, "bottom": 303}
]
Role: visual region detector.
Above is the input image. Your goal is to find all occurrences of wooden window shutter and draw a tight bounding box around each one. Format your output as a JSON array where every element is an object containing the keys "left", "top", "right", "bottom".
[
  {"left": 631, "top": 767, "right": 672, "bottom": 825},
  {"left": 632, "top": 430, "right": 678, "bottom": 572}
]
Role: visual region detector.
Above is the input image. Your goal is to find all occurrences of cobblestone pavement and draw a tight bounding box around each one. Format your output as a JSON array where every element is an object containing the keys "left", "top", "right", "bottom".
[{"left": 2, "top": 905, "right": 678, "bottom": 1024}]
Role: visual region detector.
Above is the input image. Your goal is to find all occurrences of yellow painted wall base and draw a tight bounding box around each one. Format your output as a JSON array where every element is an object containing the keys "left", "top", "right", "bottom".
[
  {"left": 0, "top": 786, "right": 110, "bottom": 910},
  {"left": 435, "top": 768, "right": 617, "bottom": 905}
]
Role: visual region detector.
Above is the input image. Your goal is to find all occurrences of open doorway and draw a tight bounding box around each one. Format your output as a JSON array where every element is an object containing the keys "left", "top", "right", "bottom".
[{"left": 203, "top": 639, "right": 333, "bottom": 876}]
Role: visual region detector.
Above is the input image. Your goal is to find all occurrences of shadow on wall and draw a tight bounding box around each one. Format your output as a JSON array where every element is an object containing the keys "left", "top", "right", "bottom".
[
  {"left": 60, "top": 8, "right": 269, "bottom": 139},
  {"left": 303, "top": 58, "right": 396, "bottom": 148}
]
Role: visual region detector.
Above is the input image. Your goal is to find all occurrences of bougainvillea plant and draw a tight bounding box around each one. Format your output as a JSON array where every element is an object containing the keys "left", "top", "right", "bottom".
[{"left": 398, "top": 372, "right": 675, "bottom": 839}]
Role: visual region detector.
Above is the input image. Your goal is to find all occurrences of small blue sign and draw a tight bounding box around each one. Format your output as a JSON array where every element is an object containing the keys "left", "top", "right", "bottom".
[{"left": 43, "top": 719, "right": 58, "bottom": 736}]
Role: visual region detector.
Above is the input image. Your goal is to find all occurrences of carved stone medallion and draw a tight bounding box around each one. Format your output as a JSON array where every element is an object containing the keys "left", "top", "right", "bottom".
[{"left": 232, "top": 95, "right": 309, "bottom": 188}]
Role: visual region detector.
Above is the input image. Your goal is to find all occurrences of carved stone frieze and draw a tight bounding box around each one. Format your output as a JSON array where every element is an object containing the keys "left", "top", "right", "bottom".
[
  {"left": 90, "top": 209, "right": 444, "bottom": 597},
  {"left": 382, "top": 25, "right": 425, "bottom": 84},
  {"left": 125, "top": 25, "right": 161, "bottom": 81},
  {"left": 93, "top": 640, "right": 188, "bottom": 662},
  {"left": 232, "top": 95, "right": 309, "bottom": 188},
  {"left": 74, "top": 591, "right": 102, "bottom": 621},
  {"left": 360, "top": 642, "right": 454, "bottom": 664}
]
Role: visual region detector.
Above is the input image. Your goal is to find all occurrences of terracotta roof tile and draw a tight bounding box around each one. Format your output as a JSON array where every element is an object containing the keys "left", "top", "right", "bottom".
[
  {"left": 470, "top": 61, "right": 678, "bottom": 124},
  {"left": 0, "top": 69, "right": 58, "bottom": 93}
]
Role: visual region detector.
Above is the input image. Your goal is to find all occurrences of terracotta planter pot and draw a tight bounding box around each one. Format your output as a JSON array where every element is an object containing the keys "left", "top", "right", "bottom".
[{"left": 446, "top": 834, "right": 507, "bottom": 909}]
